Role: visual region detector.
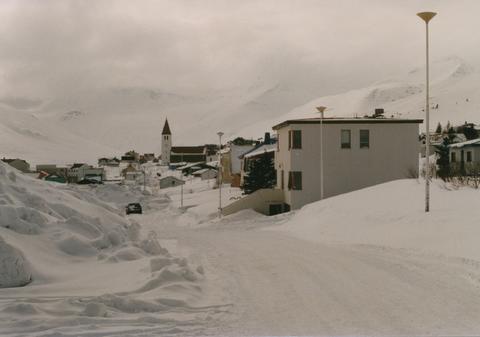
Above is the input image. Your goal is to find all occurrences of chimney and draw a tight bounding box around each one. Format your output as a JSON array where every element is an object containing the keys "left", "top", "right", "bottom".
[
  {"left": 374, "top": 108, "right": 384, "bottom": 118},
  {"left": 264, "top": 132, "right": 271, "bottom": 144}
]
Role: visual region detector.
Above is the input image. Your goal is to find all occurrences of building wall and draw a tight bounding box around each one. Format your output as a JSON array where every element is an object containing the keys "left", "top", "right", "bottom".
[
  {"left": 276, "top": 122, "right": 420, "bottom": 210},
  {"left": 222, "top": 188, "right": 285, "bottom": 216},
  {"left": 161, "top": 134, "right": 172, "bottom": 165},
  {"left": 170, "top": 154, "right": 206, "bottom": 163},
  {"left": 159, "top": 177, "right": 185, "bottom": 189},
  {"left": 449, "top": 145, "right": 480, "bottom": 174}
]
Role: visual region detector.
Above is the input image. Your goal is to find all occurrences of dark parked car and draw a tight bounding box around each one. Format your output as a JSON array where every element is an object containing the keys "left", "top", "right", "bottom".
[{"left": 126, "top": 203, "right": 142, "bottom": 215}]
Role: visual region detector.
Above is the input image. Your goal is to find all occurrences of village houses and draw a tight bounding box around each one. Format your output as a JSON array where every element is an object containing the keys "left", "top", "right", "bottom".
[{"left": 223, "top": 114, "right": 422, "bottom": 215}]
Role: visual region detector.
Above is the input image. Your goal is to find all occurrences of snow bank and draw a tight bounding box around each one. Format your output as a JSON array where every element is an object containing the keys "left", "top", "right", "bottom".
[
  {"left": 0, "top": 237, "right": 32, "bottom": 288},
  {"left": 279, "top": 179, "right": 480, "bottom": 260},
  {"left": 0, "top": 161, "right": 153, "bottom": 284}
]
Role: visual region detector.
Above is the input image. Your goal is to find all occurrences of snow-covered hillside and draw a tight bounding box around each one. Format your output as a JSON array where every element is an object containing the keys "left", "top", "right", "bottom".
[
  {"left": 2, "top": 56, "right": 480, "bottom": 164},
  {"left": 0, "top": 108, "right": 119, "bottom": 165},
  {"left": 238, "top": 56, "right": 480, "bottom": 136}
]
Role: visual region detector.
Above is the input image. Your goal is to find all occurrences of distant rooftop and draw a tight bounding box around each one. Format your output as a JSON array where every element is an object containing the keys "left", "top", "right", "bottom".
[
  {"left": 272, "top": 117, "right": 423, "bottom": 130},
  {"left": 449, "top": 138, "right": 480, "bottom": 148}
]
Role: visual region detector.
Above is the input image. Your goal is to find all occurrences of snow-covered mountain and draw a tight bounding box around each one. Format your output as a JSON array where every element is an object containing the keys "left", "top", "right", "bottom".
[
  {"left": 238, "top": 56, "right": 480, "bottom": 136},
  {"left": 1, "top": 56, "right": 479, "bottom": 165}
]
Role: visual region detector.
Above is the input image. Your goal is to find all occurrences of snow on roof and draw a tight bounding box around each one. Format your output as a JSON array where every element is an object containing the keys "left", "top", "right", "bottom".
[
  {"left": 175, "top": 162, "right": 204, "bottom": 170},
  {"left": 192, "top": 168, "right": 216, "bottom": 175},
  {"left": 272, "top": 117, "right": 423, "bottom": 130},
  {"left": 448, "top": 138, "right": 480, "bottom": 148},
  {"left": 159, "top": 175, "right": 184, "bottom": 182},
  {"left": 243, "top": 144, "right": 276, "bottom": 159}
]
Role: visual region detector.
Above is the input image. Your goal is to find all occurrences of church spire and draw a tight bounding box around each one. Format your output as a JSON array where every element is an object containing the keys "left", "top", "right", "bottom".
[{"left": 162, "top": 118, "right": 172, "bottom": 135}]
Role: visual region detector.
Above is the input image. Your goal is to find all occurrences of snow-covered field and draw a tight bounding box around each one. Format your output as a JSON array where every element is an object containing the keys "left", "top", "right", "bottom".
[{"left": 2, "top": 160, "right": 480, "bottom": 336}]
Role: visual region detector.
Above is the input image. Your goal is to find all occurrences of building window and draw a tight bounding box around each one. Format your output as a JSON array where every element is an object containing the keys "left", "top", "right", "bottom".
[
  {"left": 451, "top": 152, "right": 456, "bottom": 162},
  {"left": 360, "top": 130, "right": 370, "bottom": 148},
  {"left": 341, "top": 129, "right": 351, "bottom": 149},
  {"left": 281, "top": 170, "right": 284, "bottom": 190},
  {"left": 467, "top": 151, "right": 472, "bottom": 162},
  {"left": 288, "top": 171, "right": 302, "bottom": 190},
  {"left": 288, "top": 130, "right": 302, "bottom": 149}
]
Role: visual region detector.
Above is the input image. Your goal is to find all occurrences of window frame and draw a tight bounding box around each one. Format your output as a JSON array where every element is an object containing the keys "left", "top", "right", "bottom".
[
  {"left": 451, "top": 152, "right": 456, "bottom": 162},
  {"left": 288, "top": 130, "right": 302, "bottom": 150},
  {"left": 359, "top": 129, "right": 370, "bottom": 149},
  {"left": 341, "top": 129, "right": 351, "bottom": 149},
  {"left": 467, "top": 151, "right": 472, "bottom": 162},
  {"left": 288, "top": 171, "right": 302, "bottom": 190}
]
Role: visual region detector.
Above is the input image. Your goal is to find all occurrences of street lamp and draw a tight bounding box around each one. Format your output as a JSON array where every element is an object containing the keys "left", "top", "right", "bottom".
[
  {"left": 217, "top": 131, "right": 224, "bottom": 218},
  {"left": 316, "top": 106, "right": 326, "bottom": 200},
  {"left": 417, "top": 11, "right": 436, "bottom": 213}
]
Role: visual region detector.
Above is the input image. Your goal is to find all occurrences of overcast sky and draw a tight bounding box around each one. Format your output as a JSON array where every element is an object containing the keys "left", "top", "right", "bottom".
[{"left": 1, "top": 0, "right": 480, "bottom": 103}]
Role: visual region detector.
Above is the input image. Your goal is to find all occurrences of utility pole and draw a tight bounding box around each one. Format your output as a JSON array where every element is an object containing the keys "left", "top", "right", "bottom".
[
  {"left": 417, "top": 11, "right": 437, "bottom": 212},
  {"left": 217, "top": 132, "right": 224, "bottom": 218},
  {"left": 316, "top": 106, "right": 326, "bottom": 200}
]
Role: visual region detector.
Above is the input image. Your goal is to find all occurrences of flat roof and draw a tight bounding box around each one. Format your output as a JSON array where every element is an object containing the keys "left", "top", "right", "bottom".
[{"left": 272, "top": 117, "right": 423, "bottom": 130}]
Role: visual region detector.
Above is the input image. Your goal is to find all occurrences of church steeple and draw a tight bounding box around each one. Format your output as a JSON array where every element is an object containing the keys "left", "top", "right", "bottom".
[
  {"left": 161, "top": 118, "right": 172, "bottom": 165},
  {"left": 162, "top": 119, "right": 172, "bottom": 135}
]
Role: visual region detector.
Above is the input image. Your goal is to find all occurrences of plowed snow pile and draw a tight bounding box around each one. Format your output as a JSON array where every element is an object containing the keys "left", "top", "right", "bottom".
[
  {"left": 280, "top": 179, "right": 480, "bottom": 260},
  {"left": 0, "top": 161, "right": 209, "bottom": 336}
]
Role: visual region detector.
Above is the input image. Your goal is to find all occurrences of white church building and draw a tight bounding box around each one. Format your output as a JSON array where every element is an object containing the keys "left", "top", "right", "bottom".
[{"left": 161, "top": 119, "right": 212, "bottom": 165}]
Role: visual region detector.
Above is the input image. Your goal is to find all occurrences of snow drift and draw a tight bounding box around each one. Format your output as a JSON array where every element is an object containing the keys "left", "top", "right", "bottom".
[
  {"left": 0, "top": 237, "right": 32, "bottom": 288},
  {"left": 280, "top": 179, "right": 480, "bottom": 260}
]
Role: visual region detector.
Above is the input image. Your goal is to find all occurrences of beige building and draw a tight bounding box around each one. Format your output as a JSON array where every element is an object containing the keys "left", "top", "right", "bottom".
[
  {"left": 273, "top": 117, "right": 422, "bottom": 210},
  {"left": 220, "top": 144, "right": 255, "bottom": 186}
]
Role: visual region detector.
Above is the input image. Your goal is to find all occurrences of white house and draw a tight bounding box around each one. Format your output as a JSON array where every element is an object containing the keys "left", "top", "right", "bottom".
[
  {"left": 68, "top": 164, "right": 104, "bottom": 183},
  {"left": 449, "top": 138, "right": 480, "bottom": 174},
  {"left": 273, "top": 117, "right": 422, "bottom": 210}
]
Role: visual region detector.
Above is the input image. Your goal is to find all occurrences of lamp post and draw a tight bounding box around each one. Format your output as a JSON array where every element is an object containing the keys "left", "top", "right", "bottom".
[
  {"left": 316, "top": 106, "right": 326, "bottom": 200},
  {"left": 417, "top": 11, "right": 436, "bottom": 213},
  {"left": 217, "top": 132, "right": 224, "bottom": 218}
]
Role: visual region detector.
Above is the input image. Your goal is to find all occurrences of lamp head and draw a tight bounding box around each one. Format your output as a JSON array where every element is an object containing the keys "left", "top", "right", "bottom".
[
  {"left": 417, "top": 12, "right": 437, "bottom": 23},
  {"left": 316, "top": 106, "right": 327, "bottom": 113},
  {"left": 217, "top": 132, "right": 224, "bottom": 137}
]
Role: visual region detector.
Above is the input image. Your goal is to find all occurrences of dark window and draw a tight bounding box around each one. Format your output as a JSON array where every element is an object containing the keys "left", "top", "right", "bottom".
[
  {"left": 451, "top": 152, "right": 456, "bottom": 162},
  {"left": 288, "top": 171, "right": 302, "bottom": 190},
  {"left": 341, "top": 129, "right": 351, "bottom": 149},
  {"left": 467, "top": 151, "right": 472, "bottom": 162},
  {"left": 281, "top": 170, "right": 285, "bottom": 190},
  {"left": 288, "top": 130, "right": 302, "bottom": 149},
  {"left": 360, "top": 130, "right": 369, "bottom": 148}
]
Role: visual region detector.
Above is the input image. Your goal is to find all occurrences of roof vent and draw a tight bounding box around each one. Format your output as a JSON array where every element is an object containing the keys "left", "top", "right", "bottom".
[{"left": 373, "top": 108, "right": 385, "bottom": 118}]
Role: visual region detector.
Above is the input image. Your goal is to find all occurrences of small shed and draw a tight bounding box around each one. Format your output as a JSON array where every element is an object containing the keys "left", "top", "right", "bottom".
[
  {"left": 159, "top": 176, "right": 185, "bottom": 189},
  {"left": 192, "top": 168, "right": 217, "bottom": 180}
]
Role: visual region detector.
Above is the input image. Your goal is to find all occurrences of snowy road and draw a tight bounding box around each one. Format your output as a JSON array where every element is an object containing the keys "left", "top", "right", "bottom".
[
  {"left": 155, "top": 222, "right": 480, "bottom": 336},
  {"left": 3, "top": 174, "right": 480, "bottom": 336}
]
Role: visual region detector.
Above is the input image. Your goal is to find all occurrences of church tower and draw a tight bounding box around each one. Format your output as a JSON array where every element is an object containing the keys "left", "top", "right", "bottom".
[{"left": 161, "top": 119, "right": 172, "bottom": 165}]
